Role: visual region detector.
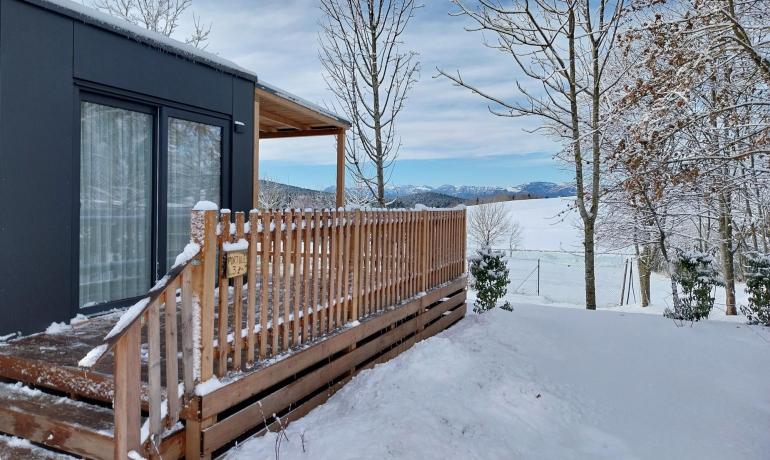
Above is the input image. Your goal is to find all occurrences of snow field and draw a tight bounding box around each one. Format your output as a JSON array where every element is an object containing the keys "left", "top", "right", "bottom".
[
  {"left": 467, "top": 198, "right": 749, "bottom": 318},
  {"left": 226, "top": 305, "right": 770, "bottom": 459}
]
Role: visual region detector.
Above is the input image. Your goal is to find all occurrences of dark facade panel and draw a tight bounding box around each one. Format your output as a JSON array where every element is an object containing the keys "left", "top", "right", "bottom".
[
  {"left": 0, "top": 0, "right": 75, "bottom": 335},
  {"left": 0, "top": 0, "right": 256, "bottom": 335},
  {"left": 74, "top": 22, "right": 233, "bottom": 115},
  {"left": 230, "top": 77, "right": 255, "bottom": 213}
]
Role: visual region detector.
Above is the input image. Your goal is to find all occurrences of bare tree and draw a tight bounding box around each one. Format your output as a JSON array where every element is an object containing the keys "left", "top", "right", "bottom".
[
  {"left": 345, "top": 178, "right": 379, "bottom": 208},
  {"left": 91, "top": 0, "right": 211, "bottom": 48},
  {"left": 258, "top": 178, "right": 287, "bottom": 210},
  {"left": 438, "top": 0, "right": 628, "bottom": 310},
  {"left": 319, "top": 0, "right": 420, "bottom": 206},
  {"left": 469, "top": 201, "right": 514, "bottom": 248}
]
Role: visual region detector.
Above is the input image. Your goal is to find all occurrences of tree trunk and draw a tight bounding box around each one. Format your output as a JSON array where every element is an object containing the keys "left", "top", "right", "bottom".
[
  {"left": 719, "top": 192, "right": 737, "bottom": 315},
  {"left": 369, "top": 5, "right": 386, "bottom": 207},
  {"left": 584, "top": 219, "right": 597, "bottom": 310},
  {"left": 637, "top": 243, "right": 652, "bottom": 307}
]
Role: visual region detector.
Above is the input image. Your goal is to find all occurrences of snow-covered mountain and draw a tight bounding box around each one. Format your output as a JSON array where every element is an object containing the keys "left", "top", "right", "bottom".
[{"left": 323, "top": 182, "right": 575, "bottom": 200}]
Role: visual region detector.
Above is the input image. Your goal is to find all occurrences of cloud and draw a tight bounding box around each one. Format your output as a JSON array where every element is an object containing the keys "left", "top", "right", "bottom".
[{"left": 183, "top": 0, "right": 562, "bottom": 171}]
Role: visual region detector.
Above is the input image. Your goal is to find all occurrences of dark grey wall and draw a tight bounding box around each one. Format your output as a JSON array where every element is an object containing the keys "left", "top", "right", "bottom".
[{"left": 0, "top": 0, "right": 254, "bottom": 335}]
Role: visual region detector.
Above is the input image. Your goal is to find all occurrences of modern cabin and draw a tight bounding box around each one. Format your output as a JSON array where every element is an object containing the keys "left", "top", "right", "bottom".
[
  {"left": 0, "top": 1, "right": 468, "bottom": 459},
  {"left": 0, "top": 0, "right": 349, "bottom": 336}
]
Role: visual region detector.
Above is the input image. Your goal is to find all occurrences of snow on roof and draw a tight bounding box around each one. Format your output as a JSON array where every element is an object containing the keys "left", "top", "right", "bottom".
[
  {"left": 28, "top": 0, "right": 350, "bottom": 126},
  {"left": 32, "top": 0, "right": 259, "bottom": 81}
]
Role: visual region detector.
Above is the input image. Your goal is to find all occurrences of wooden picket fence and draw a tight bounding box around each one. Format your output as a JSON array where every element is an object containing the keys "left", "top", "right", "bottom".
[{"left": 84, "top": 206, "right": 466, "bottom": 459}]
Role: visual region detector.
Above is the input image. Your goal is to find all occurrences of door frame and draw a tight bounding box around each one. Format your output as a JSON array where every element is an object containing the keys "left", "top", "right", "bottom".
[
  {"left": 158, "top": 106, "right": 231, "bottom": 276},
  {"left": 73, "top": 87, "right": 232, "bottom": 317}
]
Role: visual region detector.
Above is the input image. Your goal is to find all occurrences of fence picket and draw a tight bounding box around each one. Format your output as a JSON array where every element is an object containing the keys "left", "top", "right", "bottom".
[{"left": 217, "top": 211, "right": 231, "bottom": 377}]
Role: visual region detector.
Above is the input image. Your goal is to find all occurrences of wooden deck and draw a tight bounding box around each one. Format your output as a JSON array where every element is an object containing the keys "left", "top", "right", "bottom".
[
  {"left": 0, "top": 276, "right": 466, "bottom": 459},
  {"left": 0, "top": 207, "right": 467, "bottom": 459}
]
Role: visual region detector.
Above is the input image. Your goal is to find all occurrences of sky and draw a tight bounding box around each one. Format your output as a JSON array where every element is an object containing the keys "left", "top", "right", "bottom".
[{"left": 180, "top": 0, "right": 571, "bottom": 190}]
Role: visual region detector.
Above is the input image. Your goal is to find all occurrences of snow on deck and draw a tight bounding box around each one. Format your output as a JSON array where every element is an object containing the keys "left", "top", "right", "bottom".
[{"left": 225, "top": 305, "right": 770, "bottom": 460}]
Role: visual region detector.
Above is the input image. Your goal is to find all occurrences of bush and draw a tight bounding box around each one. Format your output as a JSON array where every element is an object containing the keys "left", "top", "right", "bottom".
[
  {"left": 664, "top": 251, "right": 722, "bottom": 324},
  {"left": 740, "top": 252, "right": 770, "bottom": 326},
  {"left": 469, "top": 247, "right": 512, "bottom": 313}
]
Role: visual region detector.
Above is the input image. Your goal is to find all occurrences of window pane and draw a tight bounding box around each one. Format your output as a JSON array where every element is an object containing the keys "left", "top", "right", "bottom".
[
  {"left": 167, "top": 117, "right": 222, "bottom": 268},
  {"left": 80, "top": 102, "right": 153, "bottom": 308}
]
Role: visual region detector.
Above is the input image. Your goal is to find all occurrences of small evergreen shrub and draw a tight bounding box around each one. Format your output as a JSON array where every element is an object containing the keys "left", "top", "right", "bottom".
[
  {"left": 740, "top": 252, "right": 770, "bottom": 326},
  {"left": 469, "top": 247, "right": 512, "bottom": 313},
  {"left": 664, "top": 251, "right": 722, "bottom": 324}
]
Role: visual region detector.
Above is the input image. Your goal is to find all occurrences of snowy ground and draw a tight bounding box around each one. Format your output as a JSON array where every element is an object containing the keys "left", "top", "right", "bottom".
[
  {"left": 223, "top": 198, "right": 770, "bottom": 459},
  {"left": 226, "top": 304, "right": 770, "bottom": 460},
  {"left": 468, "top": 197, "right": 749, "bottom": 319}
]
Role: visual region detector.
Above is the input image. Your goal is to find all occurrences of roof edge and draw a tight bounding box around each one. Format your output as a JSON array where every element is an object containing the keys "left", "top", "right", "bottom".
[{"left": 25, "top": 0, "right": 259, "bottom": 83}]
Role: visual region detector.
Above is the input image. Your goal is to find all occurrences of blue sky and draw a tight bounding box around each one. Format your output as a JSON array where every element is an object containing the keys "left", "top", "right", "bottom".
[{"left": 184, "top": 0, "right": 570, "bottom": 190}]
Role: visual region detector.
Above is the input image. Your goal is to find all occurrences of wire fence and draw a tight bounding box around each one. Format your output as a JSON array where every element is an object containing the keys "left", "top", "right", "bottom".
[{"left": 470, "top": 248, "right": 746, "bottom": 313}]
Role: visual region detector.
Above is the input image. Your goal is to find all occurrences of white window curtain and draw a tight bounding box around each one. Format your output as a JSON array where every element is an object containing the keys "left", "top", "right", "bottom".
[
  {"left": 167, "top": 117, "right": 222, "bottom": 268},
  {"left": 80, "top": 102, "right": 153, "bottom": 308}
]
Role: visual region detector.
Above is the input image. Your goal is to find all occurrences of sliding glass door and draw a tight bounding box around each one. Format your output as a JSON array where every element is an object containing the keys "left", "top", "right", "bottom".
[
  {"left": 79, "top": 100, "right": 153, "bottom": 308},
  {"left": 79, "top": 98, "right": 228, "bottom": 310},
  {"left": 165, "top": 115, "right": 223, "bottom": 269}
]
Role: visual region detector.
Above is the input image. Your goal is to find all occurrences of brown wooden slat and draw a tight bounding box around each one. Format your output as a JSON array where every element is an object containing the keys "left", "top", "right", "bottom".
[
  {"left": 180, "top": 266, "right": 195, "bottom": 397},
  {"left": 293, "top": 211, "right": 302, "bottom": 346},
  {"left": 164, "top": 281, "right": 180, "bottom": 428},
  {"left": 113, "top": 321, "right": 142, "bottom": 460},
  {"left": 271, "top": 211, "right": 282, "bottom": 356},
  {"left": 147, "top": 299, "right": 162, "bottom": 448},
  {"left": 233, "top": 212, "right": 246, "bottom": 370},
  {"left": 328, "top": 210, "right": 338, "bottom": 332},
  {"left": 247, "top": 211, "right": 259, "bottom": 364},
  {"left": 199, "top": 275, "right": 467, "bottom": 417},
  {"left": 312, "top": 211, "right": 321, "bottom": 339},
  {"left": 258, "top": 212, "right": 270, "bottom": 360},
  {"left": 217, "top": 211, "right": 231, "bottom": 377}
]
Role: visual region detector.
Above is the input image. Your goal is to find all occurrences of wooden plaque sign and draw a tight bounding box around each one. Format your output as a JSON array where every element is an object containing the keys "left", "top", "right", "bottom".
[{"left": 225, "top": 250, "right": 248, "bottom": 278}]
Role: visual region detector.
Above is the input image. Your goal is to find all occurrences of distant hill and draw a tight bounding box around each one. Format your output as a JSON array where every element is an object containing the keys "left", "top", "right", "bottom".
[
  {"left": 388, "top": 191, "right": 464, "bottom": 209},
  {"left": 259, "top": 180, "right": 334, "bottom": 209},
  {"left": 324, "top": 181, "right": 576, "bottom": 201}
]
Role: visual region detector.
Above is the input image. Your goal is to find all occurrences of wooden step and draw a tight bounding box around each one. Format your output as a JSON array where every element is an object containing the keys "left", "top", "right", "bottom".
[
  {"left": 0, "top": 434, "right": 76, "bottom": 459},
  {"left": 0, "top": 382, "right": 115, "bottom": 459}
]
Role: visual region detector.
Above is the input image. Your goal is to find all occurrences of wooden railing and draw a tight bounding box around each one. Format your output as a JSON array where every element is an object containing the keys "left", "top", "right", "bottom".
[{"left": 81, "top": 205, "right": 466, "bottom": 459}]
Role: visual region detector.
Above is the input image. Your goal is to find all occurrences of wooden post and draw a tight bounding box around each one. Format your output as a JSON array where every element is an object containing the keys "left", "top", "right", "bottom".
[
  {"left": 113, "top": 322, "right": 141, "bottom": 460},
  {"left": 335, "top": 129, "right": 345, "bottom": 208},
  {"left": 191, "top": 208, "right": 218, "bottom": 383},
  {"left": 187, "top": 207, "right": 217, "bottom": 460},
  {"left": 253, "top": 95, "right": 260, "bottom": 208}
]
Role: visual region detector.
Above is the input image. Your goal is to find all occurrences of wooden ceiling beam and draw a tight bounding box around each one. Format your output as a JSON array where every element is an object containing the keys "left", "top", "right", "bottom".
[
  {"left": 260, "top": 128, "right": 341, "bottom": 139},
  {"left": 260, "top": 110, "right": 311, "bottom": 131}
]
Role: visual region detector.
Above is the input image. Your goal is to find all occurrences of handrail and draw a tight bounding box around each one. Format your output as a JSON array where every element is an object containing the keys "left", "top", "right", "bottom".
[{"left": 77, "top": 245, "right": 200, "bottom": 369}]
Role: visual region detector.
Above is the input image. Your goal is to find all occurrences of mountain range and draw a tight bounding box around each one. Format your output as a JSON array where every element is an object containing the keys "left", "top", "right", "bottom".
[{"left": 324, "top": 182, "right": 576, "bottom": 201}]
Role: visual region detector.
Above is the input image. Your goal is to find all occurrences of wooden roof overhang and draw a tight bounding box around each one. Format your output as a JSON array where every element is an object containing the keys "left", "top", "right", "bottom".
[
  {"left": 255, "top": 85, "right": 350, "bottom": 138},
  {"left": 251, "top": 83, "right": 351, "bottom": 208}
]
